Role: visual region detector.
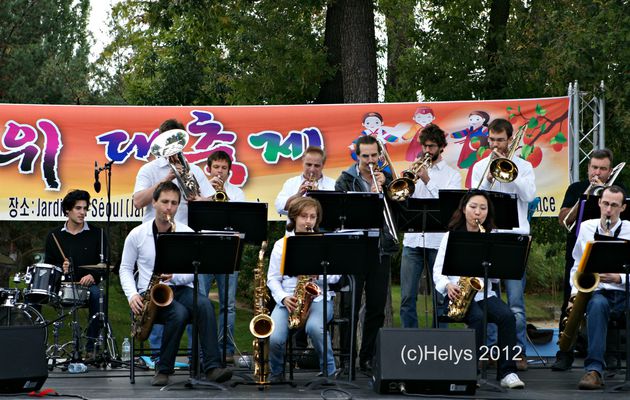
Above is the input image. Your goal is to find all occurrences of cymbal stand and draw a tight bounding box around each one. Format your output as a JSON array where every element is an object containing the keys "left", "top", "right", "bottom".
[
  {"left": 87, "top": 282, "right": 120, "bottom": 368},
  {"left": 46, "top": 307, "right": 73, "bottom": 370}
]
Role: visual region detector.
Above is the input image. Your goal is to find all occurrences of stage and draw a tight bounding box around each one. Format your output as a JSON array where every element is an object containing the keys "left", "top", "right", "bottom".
[{"left": 24, "top": 357, "right": 630, "bottom": 399}]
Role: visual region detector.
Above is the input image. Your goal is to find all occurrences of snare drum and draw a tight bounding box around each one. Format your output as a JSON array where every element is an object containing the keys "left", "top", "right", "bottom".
[
  {"left": 24, "top": 263, "right": 63, "bottom": 304},
  {"left": 59, "top": 283, "right": 90, "bottom": 307},
  {"left": 0, "top": 288, "right": 21, "bottom": 307}
]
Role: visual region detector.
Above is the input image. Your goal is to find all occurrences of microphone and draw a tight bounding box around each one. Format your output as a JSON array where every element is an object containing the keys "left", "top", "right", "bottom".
[{"left": 94, "top": 161, "right": 101, "bottom": 193}]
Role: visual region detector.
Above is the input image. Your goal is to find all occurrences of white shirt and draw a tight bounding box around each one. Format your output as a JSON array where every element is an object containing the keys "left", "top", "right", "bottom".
[
  {"left": 119, "top": 220, "right": 195, "bottom": 301},
  {"left": 274, "top": 174, "right": 337, "bottom": 216},
  {"left": 133, "top": 157, "right": 215, "bottom": 225},
  {"left": 570, "top": 218, "right": 630, "bottom": 295},
  {"left": 472, "top": 155, "right": 536, "bottom": 234},
  {"left": 266, "top": 232, "right": 341, "bottom": 305},
  {"left": 222, "top": 181, "right": 246, "bottom": 202},
  {"left": 402, "top": 160, "right": 462, "bottom": 249},
  {"left": 433, "top": 232, "right": 497, "bottom": 302}
]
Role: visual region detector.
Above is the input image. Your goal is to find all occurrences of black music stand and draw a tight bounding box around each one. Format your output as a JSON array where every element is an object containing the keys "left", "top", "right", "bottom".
[
  {"left": 580, "top": 240, "right": 630, "bottom": 392},
  {"left": 188, "top": 201, "right": 267, "bottom": 365},
  {"left": 306, "top": 191, "right": 383, "bottom": 232},
  {"left": 155, "top": 232, "right": 242, "bottom": 391},
  {"left": 284, "top": 230, "right": 380, "bottom": 389},
  {"left": 392, "top": 197, "right": 446, "bottom": 328},
  {"left": 442, "top": 231, "right": 531, "bottom": 392},
  {"left": 439, "top": 189, "right": 519, "bottom": 230}
]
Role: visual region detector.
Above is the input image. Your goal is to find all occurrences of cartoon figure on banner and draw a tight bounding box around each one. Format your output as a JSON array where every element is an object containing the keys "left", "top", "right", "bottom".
[
  {"left": 450, "top": 110, "right": 491, "bottom": 187},
  {"left": 400, "top": 106, "right": 436, "bottom": 161},
  {"left": 349, "top": 112, "right": 400, "bottom": 162}
]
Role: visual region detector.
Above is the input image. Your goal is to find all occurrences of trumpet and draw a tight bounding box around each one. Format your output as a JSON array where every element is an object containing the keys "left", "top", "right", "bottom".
[
  {"left": 305, "top": 172, "right": 319, "bottom": 191},
  {"left": 211, "top": 176, "right": 229, "bottom": 202},
  {"left": 476, "top": 125, "right": 525, "bottom": 190}
]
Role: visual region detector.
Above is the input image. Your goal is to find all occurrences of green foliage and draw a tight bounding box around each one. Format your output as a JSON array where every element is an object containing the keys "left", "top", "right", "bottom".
[{"left": 0, "top": 0, "right": 92, "bottom": 104}]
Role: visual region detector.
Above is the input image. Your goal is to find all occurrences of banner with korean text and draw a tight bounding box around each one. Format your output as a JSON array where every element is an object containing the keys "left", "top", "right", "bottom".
[{"left": 0, "top": 97, "right": 569, "bottom": 221}]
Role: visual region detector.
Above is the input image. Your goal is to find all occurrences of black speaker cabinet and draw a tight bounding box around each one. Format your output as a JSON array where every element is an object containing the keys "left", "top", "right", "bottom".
[
  {"left": 0, "top": 324, "right": 48, "bottom": 393},
  {"left": 373, "top": 328, "right": 477, "bottom": 395}
]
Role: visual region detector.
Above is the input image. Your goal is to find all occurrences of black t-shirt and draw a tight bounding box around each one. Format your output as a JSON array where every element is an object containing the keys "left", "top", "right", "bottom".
[
  {"left": 44, "top": 224, "right": 107, "bottom": 282},
  {"left": 560, "top": 180, "right": 590, "bottom": 209}
]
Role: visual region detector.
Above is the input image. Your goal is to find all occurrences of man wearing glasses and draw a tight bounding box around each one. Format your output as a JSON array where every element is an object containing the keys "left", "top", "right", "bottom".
[{"left": 400, "top": 124, "right": 462, "bottom": 329}]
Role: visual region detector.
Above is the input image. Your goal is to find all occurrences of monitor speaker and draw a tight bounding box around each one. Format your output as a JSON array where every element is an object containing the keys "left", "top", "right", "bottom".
[{"left": 0, "top": 324, "right": 48, "bottom": 393}]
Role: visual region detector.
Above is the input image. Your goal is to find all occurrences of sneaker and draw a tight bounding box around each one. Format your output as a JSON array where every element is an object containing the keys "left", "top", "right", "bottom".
[
  {"left": 206, "top": 367, "right": 233, "bottom": 383},
  {"left": 551, "top": 350, "right": 574, "bottom": 371},
  {"left": 578, "top": 370, "right": 604, "bottom": 390},
  {"left": 500, "top": 373, "right": 525, "bottom": 389},
  {"left": 151, "top": 372, "right": 169, "bottom": 386}
]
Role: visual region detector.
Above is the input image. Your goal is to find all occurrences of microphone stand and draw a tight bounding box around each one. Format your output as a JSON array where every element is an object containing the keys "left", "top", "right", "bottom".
[{"left": 94, "top": 161, "right": 117, "bottom": 366}]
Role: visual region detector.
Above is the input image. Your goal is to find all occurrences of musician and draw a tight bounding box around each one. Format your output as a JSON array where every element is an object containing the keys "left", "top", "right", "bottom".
[
  {"left": 433, "top": 190, "right": 525, "bottom": 389},
  {"left": 552, "top": 148, "right": 617, "bottom": 370},
  {"left": 471, "top": 118, "right": 536, "bottom": 370},
  {"left": 132, "top": 118, "right": 215, "bottom": 357},
  {"left": 132, "top": 118, "right": 215, "bottom": 225},
  {"left": 266, "top": 197, "right": 340, "bottom": 381},
  {"left": 44, "top": 189, "right": 107, "bottom": 357},
  {"left": 199, "top": 150, "right": 245, "bottom": 363},
  {"left": 569, "top": 185, "right": 629, "bottom": 390},
  {"left": 119, "top": 182, "right": 232, "bottom": 386},
  {"left": 400, "top": 124, "right": 462, "bottom": 328},
  {"left": 274, "top": 146, "right": 336, "bottom": 216},
  {"left": 335, "top": 134, "right": 397, "bottom": 372}
]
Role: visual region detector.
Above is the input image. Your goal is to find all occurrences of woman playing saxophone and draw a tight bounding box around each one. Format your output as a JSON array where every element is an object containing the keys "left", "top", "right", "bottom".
[
  {"left": 265, "top": 197, "right": 340, "bottom": 382},
  {"left": 432, "top": 189, "right": 525, "bottom": 389}
]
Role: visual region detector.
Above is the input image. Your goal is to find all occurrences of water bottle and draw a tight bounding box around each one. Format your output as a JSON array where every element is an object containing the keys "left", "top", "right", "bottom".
[
  {"left": 68, "top": 362, "right": 87, "bottom": 373},
  {"left": 121, "top": 337, "right": 131, "bottom": 362}
]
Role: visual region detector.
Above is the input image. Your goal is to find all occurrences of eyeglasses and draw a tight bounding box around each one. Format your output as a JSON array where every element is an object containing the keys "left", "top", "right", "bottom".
[{"left": 601, "top": 201, "right": 622, "bottom": 209}]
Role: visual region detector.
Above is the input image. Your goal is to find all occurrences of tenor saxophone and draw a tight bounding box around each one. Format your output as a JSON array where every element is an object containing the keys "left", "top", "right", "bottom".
[{"left": 249, "top": 241, "right": 274, "bottom": 384}]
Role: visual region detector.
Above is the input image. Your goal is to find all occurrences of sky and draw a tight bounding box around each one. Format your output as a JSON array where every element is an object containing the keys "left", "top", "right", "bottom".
[{"left": 88, "top": 0, "right": 120, "bottom": 61}]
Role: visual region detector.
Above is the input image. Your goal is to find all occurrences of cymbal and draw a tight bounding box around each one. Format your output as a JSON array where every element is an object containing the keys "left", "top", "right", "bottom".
[{"left": 77, "top": 263, "right": 112, "bottom": 270}]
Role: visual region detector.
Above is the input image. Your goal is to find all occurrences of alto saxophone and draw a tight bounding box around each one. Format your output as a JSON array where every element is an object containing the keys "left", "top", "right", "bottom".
[
  {"left": 287, "top": 226, "right": 321, "bottom": 330},
  {"left": 446, "top": 219, "right": 485, "bottom": 321},
  {"left": 249, "top": 241, "right": 274, "bottom": 384},
  {"left": 131, "top": 213, "right": 176, "bottom": 341}
]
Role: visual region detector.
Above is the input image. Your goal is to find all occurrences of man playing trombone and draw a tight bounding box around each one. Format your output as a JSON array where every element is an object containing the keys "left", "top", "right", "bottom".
[
  {"left": 471, "top": 118, "right": 536, "bottom": 371},
  {"left": 335, "top": 135, "right": 398, "bottom": 373},
  {"left": 400, "top": 124, "right": 462, "bottom": 328}
]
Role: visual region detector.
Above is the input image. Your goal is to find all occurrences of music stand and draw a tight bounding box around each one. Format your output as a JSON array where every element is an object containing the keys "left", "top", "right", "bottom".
[
  {"left": 283, "top": 230, "right": 380, "bottom": 388},
  {"left": 439, "top": 189, "right": 519, "bottom": 230},
  {"left": 391, "top": 197, "right": 446, "bottom": 328},
  {"left": 442, "top": 231, "right": 531, "bottom": 392},
  {"left": 580, "top": 240, "right": 630, "bottom": 392},
  {"left": 155, "top": 232, "right": 242, "bottom": 391},
  {"left": 188, "top": 201, "right": 267, "bottom": 364},
  {"left": 306, "top": 191, "right": 383, "bottom": 232},
  {"left": 575, "top": 196, "right": 630, "bottom": 236}
]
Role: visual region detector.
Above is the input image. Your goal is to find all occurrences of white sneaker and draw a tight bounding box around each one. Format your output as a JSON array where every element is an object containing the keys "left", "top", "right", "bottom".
[{"left": 500, "top": 373, "right": 525, "bottom": 389}]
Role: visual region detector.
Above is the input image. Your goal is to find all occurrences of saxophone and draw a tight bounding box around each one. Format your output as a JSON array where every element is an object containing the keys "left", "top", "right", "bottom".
[
  {"left": 131, "top": 213, "right": 176, "bottom": 341},
  {"left": 446, "top": 219, "right": 485, "bottom": 321},
  {"left": 249, "top": 241, "right": 274, "bottom": 384},
  {"left": 287, "top": 225, "right": 322, "bottom": 329}
]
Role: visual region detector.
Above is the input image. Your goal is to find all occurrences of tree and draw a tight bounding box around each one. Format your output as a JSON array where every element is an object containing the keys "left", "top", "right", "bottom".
[{"left": 0, "top": 0, "right": 92, "bottom": 104}]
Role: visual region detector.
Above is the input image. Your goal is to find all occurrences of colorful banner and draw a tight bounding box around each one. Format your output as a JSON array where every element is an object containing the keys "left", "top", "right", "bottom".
[{"left": 0, "top": 97, "right": 569, "bottom": 221}]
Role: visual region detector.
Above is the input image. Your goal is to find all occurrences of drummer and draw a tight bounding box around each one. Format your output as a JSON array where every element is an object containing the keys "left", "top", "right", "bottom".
[{"left": 43, "top": 189, "right": 109, "bottom": 359}]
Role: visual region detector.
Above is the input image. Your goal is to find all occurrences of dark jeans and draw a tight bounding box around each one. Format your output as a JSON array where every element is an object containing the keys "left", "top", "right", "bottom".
[
  {"left": 584, "top": 290, "right": 627, "bottom": 375},
  {"left": 155, "top": 286, "right": 221, "bottom": 375},
  {"left": 466, "top": 296, "right": 518, "bottom": 379},
  {"left": 341, "top": 254, "right": 391, "bottom": 366}
]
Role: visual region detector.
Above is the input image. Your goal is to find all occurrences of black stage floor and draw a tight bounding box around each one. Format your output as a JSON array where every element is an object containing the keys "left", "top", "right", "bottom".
[{"left": 16, "top": 357, "right": 630, "bottom": 400}]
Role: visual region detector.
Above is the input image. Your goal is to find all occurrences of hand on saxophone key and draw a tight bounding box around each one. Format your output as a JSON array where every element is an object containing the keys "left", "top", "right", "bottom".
[
  {"left": 282, "top": 296, "right": 298, "bottom": 313},
  {"left": 159, "top": 273, "right": 173, "bottom": 282},
  {"left": 599, "top": 273, "right": 621, "bottom": 284},
  {"left": 446, "top": 282, "right": 461, "bottom": 301},
  {"left": 129, "top": 294, "right": 144, "bottom": 316}
]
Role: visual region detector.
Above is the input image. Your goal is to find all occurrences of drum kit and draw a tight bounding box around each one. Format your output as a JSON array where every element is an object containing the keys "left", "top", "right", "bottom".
[{"left": 4, "top": 262, "right": 118, "bottom": 370}]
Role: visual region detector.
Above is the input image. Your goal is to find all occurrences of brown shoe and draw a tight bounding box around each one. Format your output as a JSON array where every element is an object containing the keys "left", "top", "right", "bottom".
[
  {"left": 578, "top": 371, "right": 604, "bottom": 390},
  {"left": 206, "top": 367, "right": 233, "bottom": 383},
  {"left": 151, "top": 372, "right": 169, "bottom": 386},
  {"left": 516, "top": 355, "right": 528, "bottom": 371}
]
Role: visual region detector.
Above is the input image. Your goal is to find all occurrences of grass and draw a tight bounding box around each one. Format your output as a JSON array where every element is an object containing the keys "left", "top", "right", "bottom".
[{"left": 12, "top": 280, "right": 561, "bottom": 356}]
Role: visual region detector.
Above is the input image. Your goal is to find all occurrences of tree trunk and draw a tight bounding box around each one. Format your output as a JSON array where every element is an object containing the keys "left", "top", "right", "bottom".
[
  {"left": 339, "top": 0, "right": 378, "bottom": 103},
  {"left": 316, "top": 0, "right": 344, "bottom": 104},
  {"left": 484, "top": 0, "right": 511, "bottom": 97}
]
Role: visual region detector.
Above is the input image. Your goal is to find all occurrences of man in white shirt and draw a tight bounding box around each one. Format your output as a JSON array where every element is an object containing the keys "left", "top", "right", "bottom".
[
  {"left": 119, "top": 182, "right": 231, "bottom": 386},
  {"left": 400, "top": 124, "right": 462, "bottom": 328},
  {"left": 274, "top": 146, "right": 336, "bottom": 216},
  {"left": 570, "top": 185, "right": 629, "bottom": 390},
  {"left": 132, "top": 119, "right": 215, "bottom": 226},
  {"left": 472, "top": 118, "right": 536, "bottom": 370},
  {"left": 199, "top": 150, "right": 246, "bottom": 362}
]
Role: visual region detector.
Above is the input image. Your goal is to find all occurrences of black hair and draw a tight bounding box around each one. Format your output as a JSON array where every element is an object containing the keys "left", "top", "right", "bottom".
[
  {"left": 602, "top": 185, "right": 627, "bottom": 203},
  {"left": 152, "top": 181, "right": 181, "bottom": 202},
  {"left": 207, "top": 150, "right": 232, "bottom": 170},
  {"left": 488, "top": 118, "right": 514, "bottom": 138},
  {"left": 62, "top": 189, "right": 90, "bottom": 215},
  {"left": 159, "top": 119, "right": 185, "bottom": 133},
  {"left": 419, "top": 123, "right": 447, "bottom": 149},
  {"left": 447, "top": 189, "right": 496, "bottom": 231},
  {"left": 354, "top": 135, "right": 379, "bottom": 156},
  {"left": 590, "top": 148, "right": 613, "bottom": 165}
]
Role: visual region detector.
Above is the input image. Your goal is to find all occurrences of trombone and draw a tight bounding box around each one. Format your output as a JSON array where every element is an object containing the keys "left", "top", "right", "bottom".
[
  {"left": 369, "top": 139, "right": 399, "bottom": 243},
  {"left": 475, "top": 125, "right": 525, "bottom": 190}
]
